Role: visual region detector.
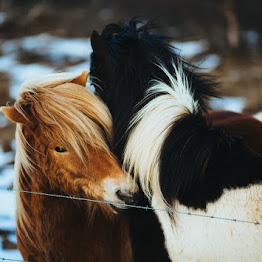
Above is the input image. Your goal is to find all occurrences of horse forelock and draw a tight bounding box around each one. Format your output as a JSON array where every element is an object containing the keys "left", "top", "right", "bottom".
[{"left": 16, "top": 73, "right": 113, "bottom": 158}]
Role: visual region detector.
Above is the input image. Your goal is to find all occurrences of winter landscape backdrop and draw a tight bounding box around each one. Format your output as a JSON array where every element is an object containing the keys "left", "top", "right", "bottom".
[{"left": 0, "top": 0, "right": 261, "bottom": 259}]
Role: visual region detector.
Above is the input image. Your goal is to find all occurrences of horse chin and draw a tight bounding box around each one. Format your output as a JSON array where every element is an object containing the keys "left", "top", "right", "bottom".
[{"left": 110, "top": 204, "right": 126, "bottom": 214}]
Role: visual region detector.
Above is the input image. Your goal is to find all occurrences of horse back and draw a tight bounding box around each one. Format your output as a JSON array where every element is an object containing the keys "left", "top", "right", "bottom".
[{"left": 209, "top": 110, "right": 262, "bottom": 156}]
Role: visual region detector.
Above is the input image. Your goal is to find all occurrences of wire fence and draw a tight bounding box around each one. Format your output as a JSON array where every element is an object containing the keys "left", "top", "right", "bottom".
[
  {"left": 0, "top": 258, "right": 27, "bottom": 262},
  {"left": 0, "top": 187, "right": 261, "bottom": 262},
  {"left": 0, "top": 187, "right": 261, "bottom": 225}
]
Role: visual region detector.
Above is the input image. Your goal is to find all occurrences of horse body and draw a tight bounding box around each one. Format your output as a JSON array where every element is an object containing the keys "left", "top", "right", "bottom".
[
  {"left": 17, "top": 193, "right": 131, "bottom": 262},
  {"left": 91, "top": 19, "right": 262, "bottom": 261},
  {"left": 153, "top": 184, "right": 262, "bottom": 262},
  {"left": 1, "top": 71, "right": 137, "bottom": 262},
  {"left": 124, "top": 62, "right": 262, "bottom": 261}
]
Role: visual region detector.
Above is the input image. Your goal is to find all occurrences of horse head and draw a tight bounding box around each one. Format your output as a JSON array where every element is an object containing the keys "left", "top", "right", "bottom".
[{"left": 1, "top": 71, "right": 138, "bottom": 215}]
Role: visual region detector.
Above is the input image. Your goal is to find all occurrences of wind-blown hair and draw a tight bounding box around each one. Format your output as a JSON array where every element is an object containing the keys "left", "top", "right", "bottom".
[
  {"left": 16, "top": 72, "right": 113, "bottom": 156},
  {"left": 90, "top": 17, "right": 218, "bottom": 157},
  {"left": 14, "top": 72, "right": 114, "bottom": 250},
  {"left": 123, "top": 62, "right": 198, "bottom": 200}
]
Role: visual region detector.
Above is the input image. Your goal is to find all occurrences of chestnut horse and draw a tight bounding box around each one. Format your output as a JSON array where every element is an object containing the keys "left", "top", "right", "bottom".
[{"left": 1, "top": 71, "right": 138, "bottom": 262}]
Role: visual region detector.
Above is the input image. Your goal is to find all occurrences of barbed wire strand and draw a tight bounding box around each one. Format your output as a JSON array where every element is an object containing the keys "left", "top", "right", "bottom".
[
  {"left": 0, "top": 187, "right": 260, "bottom": 226},
  {"left": 0, "top": 257, "right": 27, "bottom": 262},
  {"left": 0, "top": 187, "right": 261, "bottom": 262}
]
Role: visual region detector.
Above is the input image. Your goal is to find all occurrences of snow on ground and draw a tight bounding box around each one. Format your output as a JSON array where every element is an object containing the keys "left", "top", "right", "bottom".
[
  {"left": 196, "top": 54, "right": 221, "bottom": 72},
  {"left": 0, "top": 12, "right": 7, "bottom": 25},
  {"left": 0, "top": 34, "right": 92, "bottom": 98},
  {"left": 0, "top": 246, "right": 23, "bottom": 261},
  {"left": 0, "top": 190, "right": 16, "bottom": 231},
  {"left": 210, "top": 96, "right": 246, "bottom": 113},
  {"left": 0, "top": 180, "right": 23, "bottom": 260},
  {"left": 0, "top": 142, "right": 20, "bottom": 260},
  {"left": 171, "top": 40, "right": 221, "bottom": 72},
  {"left": 172, "top": 40, "right": 208, "bottom": 58},
  {"left": 253, "top": 111, "right": 262, "bottom": 122},
  {"left": 20, "top": 34, "right": 91, "bottom": 60}
]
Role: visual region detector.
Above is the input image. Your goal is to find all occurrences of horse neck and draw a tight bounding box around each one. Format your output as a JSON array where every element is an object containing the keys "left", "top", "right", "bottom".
[
  {"left": 16, "top": 168, "right": 131, "bottom": 262},
  {"left": 18, "top": 167, "right": 115, "bottom": 228}
]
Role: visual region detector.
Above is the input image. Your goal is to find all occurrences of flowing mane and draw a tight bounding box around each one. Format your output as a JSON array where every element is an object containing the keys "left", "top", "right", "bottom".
[
  {"left": 17, "top": 72, "right": 113, "bottom": 156},
  {"left": 123, "top": 62, "right": 198, "bottom": 200},
  {"left": 2, "top": 72, "right": 137, "bottom": 261},
  {"left": 14, "top": 72, "right": 114, "bottom": 252}
]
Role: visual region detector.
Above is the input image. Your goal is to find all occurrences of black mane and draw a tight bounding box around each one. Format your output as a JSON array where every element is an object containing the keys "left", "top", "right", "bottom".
[{"left": 90, "top": 18, "right": 218, "bottom": 156}]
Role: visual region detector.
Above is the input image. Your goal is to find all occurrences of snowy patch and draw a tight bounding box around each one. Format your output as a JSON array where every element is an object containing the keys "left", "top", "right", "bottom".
[
  {"left": 0, "top": 115, "right": 9, "bottom": 128},
  {"left": 0, "top": 34, "right": 92, "bottom": 99},
  {"left": 0, "top": 166, "right": 15, "bottom": 188},
  {"left": 210, "top": 96, "right": 246, "bottom": 113},
  {"left": 0, "top": 54, "right": 17, "bottom": 69},
  {"left": 20, "top": 34, "right": 91, "bottom": 63},
  {"left": 253, "top": 111, "right": 262, "bottom": 122},
  {"left": 0, "top": 150, "right": 14, "bottom": 168},
  {"left": 245, "top": 30, "right": 259, "bottom": 45},
  {"left": 0, "top": 190, "right": 16, "bottom": 231},
  {"left": 10, "top": 63, "right": 54, "bottom": 98},
  {"left": 0, "top": 40, "right": 21, "bottom": 55},
  {"left": 0, "top": 240, "right": 23, "bottom": 261},
  {"left": 66, "top": 61, "right": 90, "bottom": 74},
  {"left": 0, "top": 12, "right": 7, "bottom": 25},
  {"left": 0, "top": 147, "right": 19, "bottom": 259},
  {"left": 172, "top": 40, "right": 208, "bottom": 58},
  {"left": 196, "top": 54, "right": 221, "bottom": 72},
  {"left": 171, "top": 41, "right": 220, "bottom": 72}
]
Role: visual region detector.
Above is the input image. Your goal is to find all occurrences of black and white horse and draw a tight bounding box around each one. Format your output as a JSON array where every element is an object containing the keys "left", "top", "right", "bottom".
[{"left": 90, "top": 18, "right": 262, "bottom": 261}]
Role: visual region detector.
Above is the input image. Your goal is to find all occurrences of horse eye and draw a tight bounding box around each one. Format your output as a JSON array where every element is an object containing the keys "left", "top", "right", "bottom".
[{"left": 54, "top": 147, "right": 67, "bottom": 153}]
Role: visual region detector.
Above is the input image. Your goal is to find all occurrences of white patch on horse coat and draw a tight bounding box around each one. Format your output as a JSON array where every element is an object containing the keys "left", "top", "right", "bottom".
[
  {"left": 123, "top": 62, "right": 262, "bottom": 261},
  {"left": 152, "top": 184, "right": 262, "bottom": 262},
  {"left": 254, "top": 111, "right": 262, "bottom": 122}
]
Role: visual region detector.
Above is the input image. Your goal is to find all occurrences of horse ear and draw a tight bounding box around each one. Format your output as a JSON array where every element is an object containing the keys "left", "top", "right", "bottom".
[
  {"left": 71, "top": 70, "right": 89, "bottom": 87},
  {"left": 91, "top": 30, "right": 108, "bottom": 58},
  {"left": 0, "top": 106, "right": 33, "bottom": 127}
]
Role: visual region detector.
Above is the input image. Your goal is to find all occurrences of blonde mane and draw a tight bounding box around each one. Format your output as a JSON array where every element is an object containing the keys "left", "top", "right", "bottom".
[{"left": 14, "top": 72, "right": 114, "bottom": 251}]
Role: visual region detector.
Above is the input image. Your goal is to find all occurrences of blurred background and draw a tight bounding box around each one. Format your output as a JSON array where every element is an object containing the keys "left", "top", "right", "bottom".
[{"left": 0, "top": 0, "right": 262, "bottom": 259}]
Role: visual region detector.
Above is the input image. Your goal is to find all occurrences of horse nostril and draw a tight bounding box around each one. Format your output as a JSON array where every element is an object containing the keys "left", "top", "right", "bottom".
[{"left": 116, "top": 190, "right": 136, "bottom": 205}]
